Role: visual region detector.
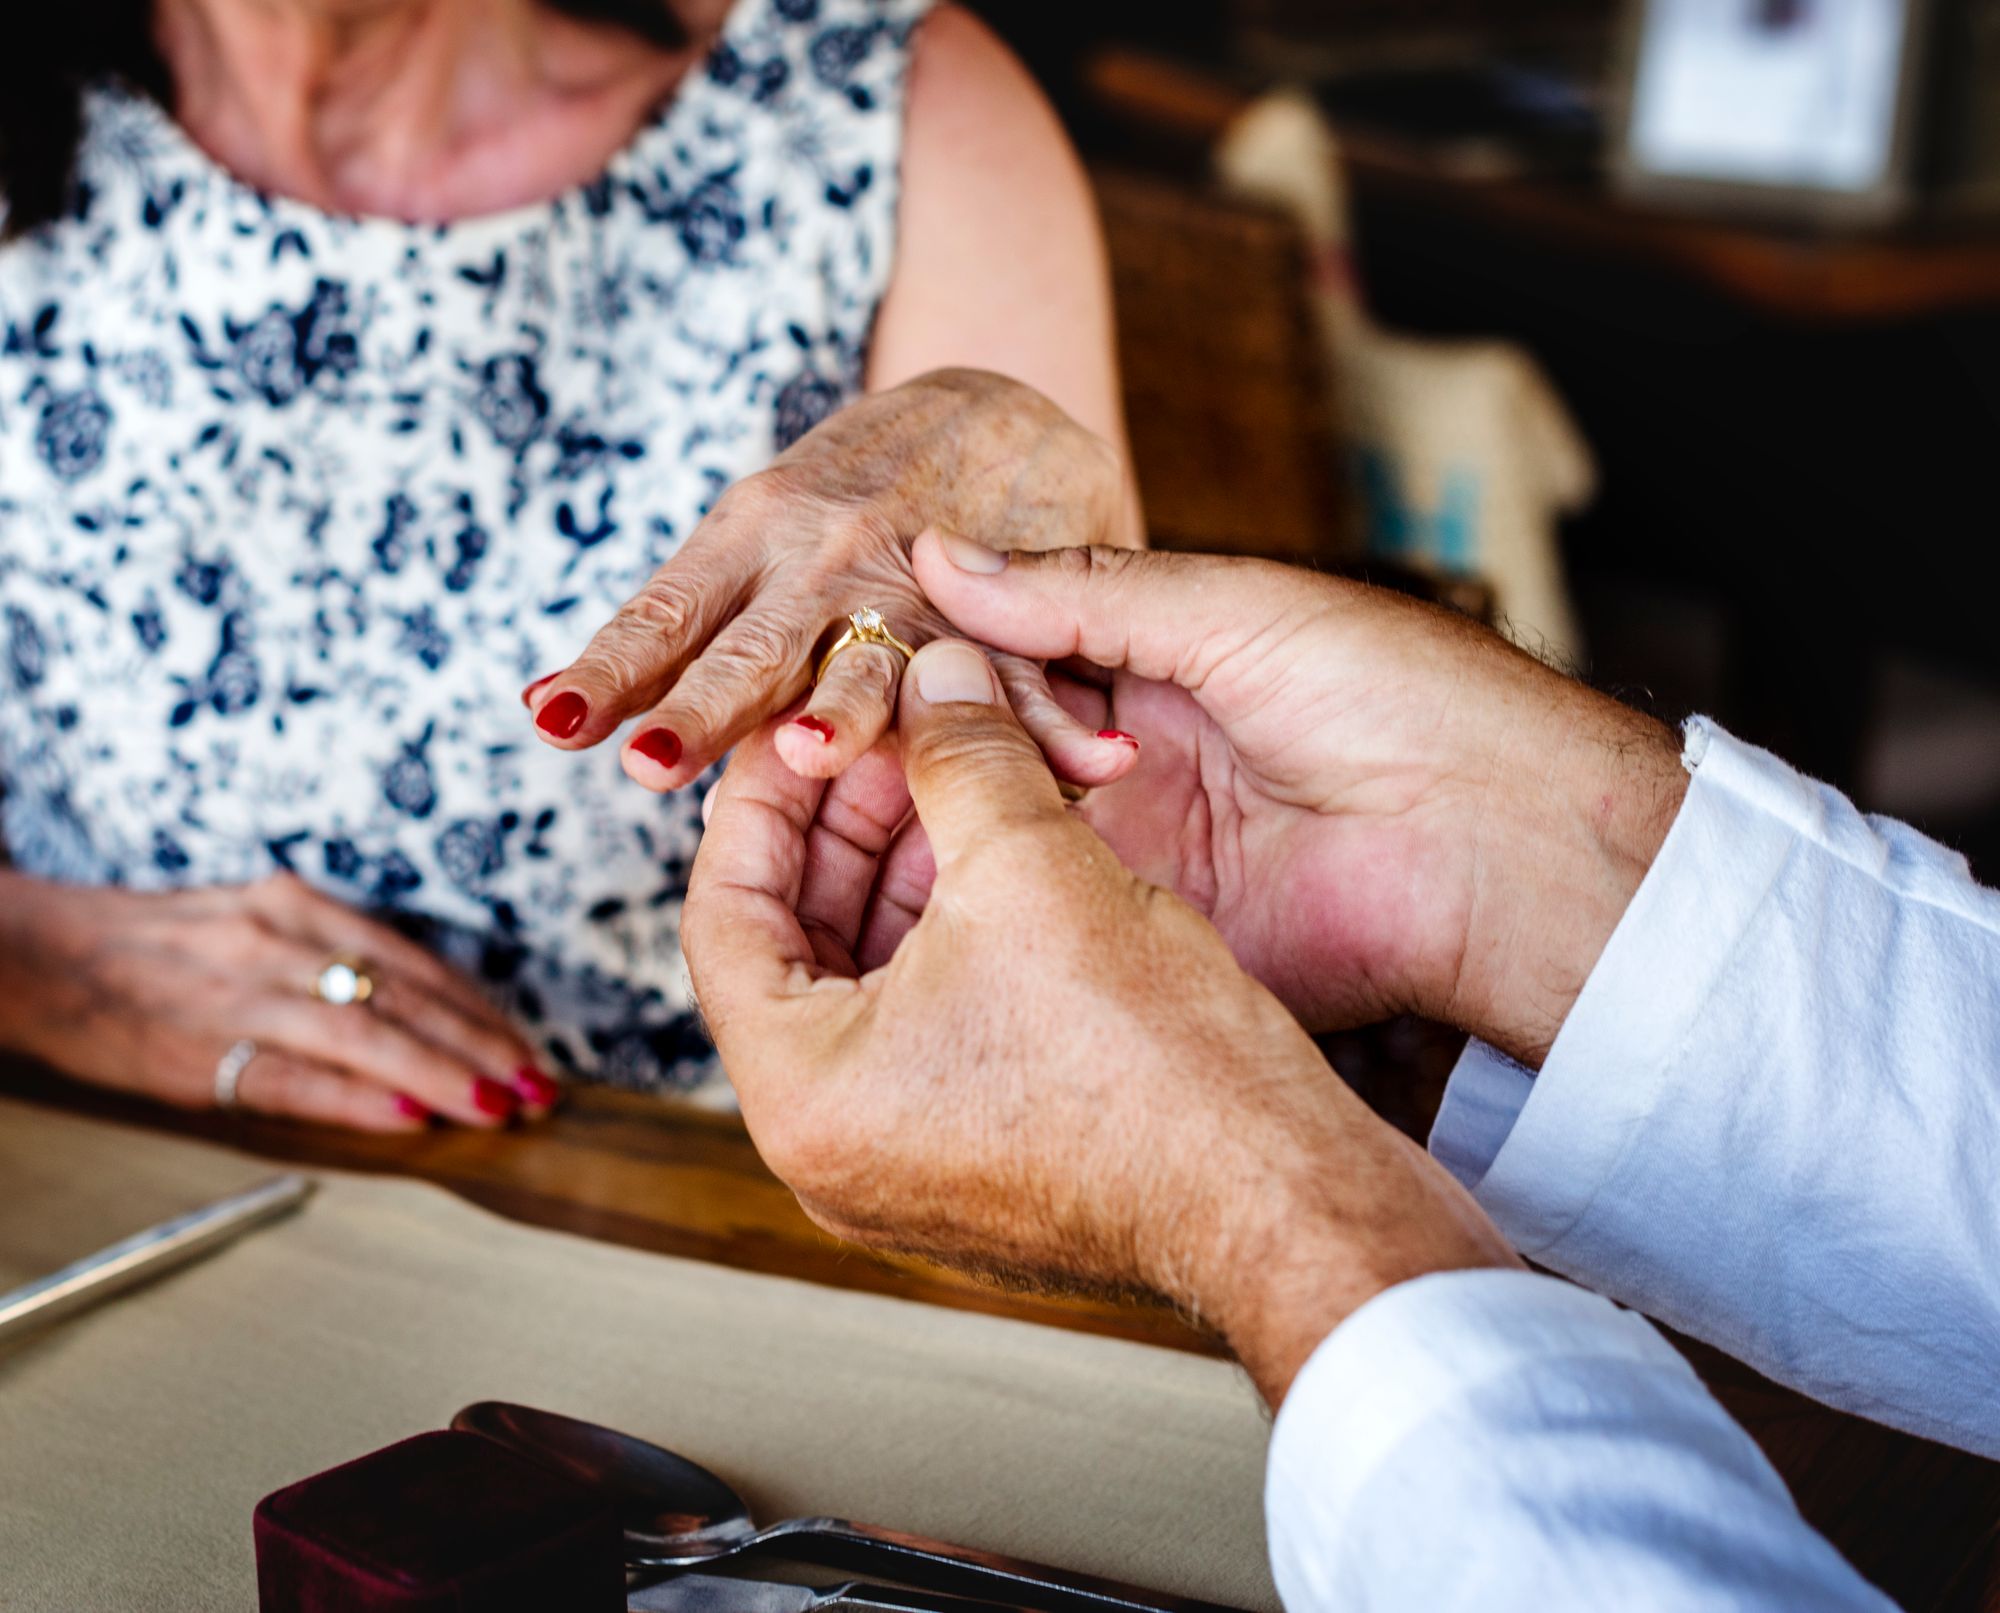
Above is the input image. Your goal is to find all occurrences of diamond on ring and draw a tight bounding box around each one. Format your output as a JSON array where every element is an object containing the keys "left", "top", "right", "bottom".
[
  {"left": 815, "top": 607, "right": 916, "bottom": 685},
  {"left": 313, "top": 954, "right": 375, "bottom": 1006}
]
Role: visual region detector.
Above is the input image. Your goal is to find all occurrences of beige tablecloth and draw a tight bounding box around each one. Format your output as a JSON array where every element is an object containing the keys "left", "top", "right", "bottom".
[{"left": 0, "top": 1097, "right": 1278, "bottom": 1611}]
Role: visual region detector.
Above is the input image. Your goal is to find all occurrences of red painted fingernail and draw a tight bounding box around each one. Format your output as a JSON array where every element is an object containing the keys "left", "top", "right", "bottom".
[
  {"left": 631, "top": 728, "right": 683, "bottom": 770},
  {"left": 472, "top": 1077, "right": 518, "bottom": 1119},
  {"left": 792, "top": 714, "right": 835, "bottom": 744},
  {"left": 511, "top": 1067, "right": 560, "bottom": 1107},
  {"left": 520, "top": 672, "right": 557, "bottom": 709},
  {"left": 1097, "top": 729, "right": 1140, "bottom": 747},
  {"left": 536, "top": 690, "right": 589, "bottom": 740},
  {"left": 393, "top": 1094, "right": 431, "bottom": 1123}
]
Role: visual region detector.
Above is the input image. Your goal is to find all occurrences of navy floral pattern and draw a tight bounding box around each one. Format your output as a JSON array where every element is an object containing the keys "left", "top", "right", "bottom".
[{"left": 0, "top": 0, "right": 930, "bottom": 1096}]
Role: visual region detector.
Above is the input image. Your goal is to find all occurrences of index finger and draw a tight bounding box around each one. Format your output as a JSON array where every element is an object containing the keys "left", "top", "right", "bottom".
[
  {"left": 528, "top": 524, "right": 760, "bottom": 750},
  {"left": 682, "top": 720, "right": 864, "bottom": 1042}
]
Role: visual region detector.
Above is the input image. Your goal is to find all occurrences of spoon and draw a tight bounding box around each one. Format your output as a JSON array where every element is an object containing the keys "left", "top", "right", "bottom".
[
  {"left": 628, "top": 1570, "right": 1020, "bottom": 1613},
  {"left": 451, "top": 1402, "right": 1244, "bottom": 1613}
]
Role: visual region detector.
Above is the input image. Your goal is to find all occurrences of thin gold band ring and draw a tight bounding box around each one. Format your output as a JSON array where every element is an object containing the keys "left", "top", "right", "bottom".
[{"left": 815, "top": 608, "right": 916, "bottom": 684}]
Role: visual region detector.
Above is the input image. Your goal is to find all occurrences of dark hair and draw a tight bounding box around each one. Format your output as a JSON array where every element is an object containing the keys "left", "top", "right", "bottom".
[{"left": 0, "top": 1, "right": 690, "bottom": 240}]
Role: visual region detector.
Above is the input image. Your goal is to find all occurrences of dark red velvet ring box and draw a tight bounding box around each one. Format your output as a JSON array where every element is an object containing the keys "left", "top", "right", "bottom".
[{"left": 254, "top": 1429, "right": 623, "bottom": 1612}]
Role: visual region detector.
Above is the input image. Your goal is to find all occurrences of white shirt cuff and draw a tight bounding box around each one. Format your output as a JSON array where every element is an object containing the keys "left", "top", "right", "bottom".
[
  {"left": 1427, "top": 717, "right": 1798, "bottom": 1257},
  {"left": 1429, "top": 1039, "right": 1534, "bottom": 1194},
  {"left": 1264, "top": 1270, "right": 1696, "bottom": 1613}
]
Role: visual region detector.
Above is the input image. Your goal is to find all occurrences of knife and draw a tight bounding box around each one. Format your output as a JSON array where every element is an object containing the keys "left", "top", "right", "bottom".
[
  {"left": 630, "top": 1572, "right": 1025, "bottom": 1613},
  {"left": 0, "top": 1173, "right": 312, "bottom": 1345}
]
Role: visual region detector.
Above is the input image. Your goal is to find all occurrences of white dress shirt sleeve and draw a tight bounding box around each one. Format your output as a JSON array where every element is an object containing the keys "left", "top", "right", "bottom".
[
  {"left": 1430, "top": 717, "right": 2000, "bottom": 1456},
  {"left": 1263, "top": 718, "right": 1998, "bottom": 1610},
  {"left": 1266, "top": 1271, "right": 1893, "bottom": 1613}
]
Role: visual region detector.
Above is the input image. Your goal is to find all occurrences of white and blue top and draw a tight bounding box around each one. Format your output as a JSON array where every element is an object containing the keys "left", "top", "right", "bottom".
[{"left": 0, "top": 0, "right": 930, "bottom": 1095}]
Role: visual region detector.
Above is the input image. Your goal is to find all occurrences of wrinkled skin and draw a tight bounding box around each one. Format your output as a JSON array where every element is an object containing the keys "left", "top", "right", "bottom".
[
  {"left": 685, "top": 641, "right": 1518, "bottom": 1406},
  {"left": 525, "top": 368, "right": 1146, "bottom": 790},
  {"left": 905, "top": 538, "right": 1690, "bottom": 1068}
]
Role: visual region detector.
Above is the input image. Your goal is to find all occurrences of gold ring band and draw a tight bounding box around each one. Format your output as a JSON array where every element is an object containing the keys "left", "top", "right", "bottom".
[{"left": 815, "top": 608, "right": 916, "bottom": 685}]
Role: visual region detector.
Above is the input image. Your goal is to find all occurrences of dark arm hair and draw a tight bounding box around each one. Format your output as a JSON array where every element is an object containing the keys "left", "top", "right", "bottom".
[{"left": 0, "top": 0, "right": 691, "bottom": 241}]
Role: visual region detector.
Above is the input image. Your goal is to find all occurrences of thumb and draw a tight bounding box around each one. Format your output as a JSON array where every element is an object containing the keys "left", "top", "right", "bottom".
[
  {"left": 897, "top": 639, "right": 1071, "bottom": 868},
  {"left": 912, "top": 530, "right": 1298, "bottom": 687}
]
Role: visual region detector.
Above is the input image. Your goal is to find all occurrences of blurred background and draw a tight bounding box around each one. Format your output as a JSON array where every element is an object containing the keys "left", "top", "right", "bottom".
[{"left": 967, "top": 0, "right": 2000, "bottom": 879}]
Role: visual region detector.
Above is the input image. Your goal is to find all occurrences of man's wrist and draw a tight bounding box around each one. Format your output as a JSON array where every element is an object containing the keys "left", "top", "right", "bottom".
[
  {"left": 1453, "top": 686, "right": 1687, "bottom": 1070},
  {"left": 1185, "top": 1082, "right": 1522, "bottom": 1408}
]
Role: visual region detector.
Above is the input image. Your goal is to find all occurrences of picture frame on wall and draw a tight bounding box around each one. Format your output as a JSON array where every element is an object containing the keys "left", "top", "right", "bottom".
[{"left": 1610, "top": 0, "right": 1936, "bottom": 222}]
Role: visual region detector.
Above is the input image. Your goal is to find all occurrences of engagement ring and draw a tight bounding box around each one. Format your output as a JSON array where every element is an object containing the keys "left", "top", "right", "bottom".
[{"left": 815, "top": 607, "right": 916, "bottom": 684}]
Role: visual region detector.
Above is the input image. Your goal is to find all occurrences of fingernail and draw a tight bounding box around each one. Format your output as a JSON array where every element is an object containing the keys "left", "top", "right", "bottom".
[
  {"left": 520, "top": 672, "right": 557, "bottom": 709},
  {"left": 536, "top": 690, "right": 589, "bottom": 740},
  {"left": 472, "top": 1077, "right": 518, "bottom": 1119},
  {"left": 630, "top": 728, "right": 683, "bottom": 770},
  {"left": 792, "top": 714, "right": 835, "bottom": 744},
  {"left": 393, "top": 1094, "right": 431, "bottom": 1123},
  {"left": 1097, "top": 729, "right": 1140, "bottom": 748},
  {"left": 913, "top": 641, "right": 998, "bottom": 706},
  {"left": 937, "top": 530, "right": 1008, "bottom": 575},
  {"left": 511, "top": 1067, "right": 560, "bottom": 1107}
]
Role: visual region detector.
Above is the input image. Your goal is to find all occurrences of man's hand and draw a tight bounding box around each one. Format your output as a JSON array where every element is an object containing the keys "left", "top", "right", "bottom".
[
  {"left": 685, "top": 639, "right": 1516, "bottom": 1405},
  {"left": 913, "top": 536, "right": 1691, "bottom": 1068},
  {"left": 523, "top": 370, "right": 1144, "bottom": 794}
]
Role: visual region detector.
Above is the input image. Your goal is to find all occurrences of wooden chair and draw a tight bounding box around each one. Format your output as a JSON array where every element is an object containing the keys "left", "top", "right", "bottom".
[
  {"left": 1093, "top": 166, "right": 1352, "bottom": 562},
  {"left": 1094, "top": 164, "right": 1492, "bottom": 620}
]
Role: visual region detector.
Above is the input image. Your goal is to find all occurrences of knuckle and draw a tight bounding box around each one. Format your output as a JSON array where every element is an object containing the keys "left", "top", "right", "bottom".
[
  {"left": 830, "top": 645, "right": 901, "bottom": 712},
  {"left": 765, "top": 1123, "right": 860, "bottom": 1208},
  {"left": 829, "top": 505, "right": 901, "bottom": 562},
  {"left": 906, "top": 717, "right": 1030, "bottom": 782},
  {"left": 711, "top": 467, "right": 791, "bottom": 525},
  {"left": 618, "top": 577, "right": 699, "bottom": 642},
  {"left": 674, "top": 622, "right": 805, "bottom": 729},
  {"left": 1050, "top": 543, "right": 1123, "bottom": 586}
]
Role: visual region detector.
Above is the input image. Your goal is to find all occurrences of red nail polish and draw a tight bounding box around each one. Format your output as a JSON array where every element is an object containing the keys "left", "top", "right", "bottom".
[
  {"left": 472, "top": 1077, "right": 518, "bottom": 1119},
  {"left": 511, "top": 1067, "right": 560, "bottom": 1107},
  {"left": 792, "top": 714, "right": 835, "bottom": 744},
  {"left": 631, "top": 728, "right": 683, "bottom": 770},
  {"left": 520, "top": 673, "right": 557, "bottom": 709},
  {"left": 1097, "top": 729, "right": 1140, "bottom": 747},
  {"left": 393, "top": 1094, "right": 431, "bottom": 1123},
  {"left": 535, "top": 690, "right": 589, "bottom": 740}
]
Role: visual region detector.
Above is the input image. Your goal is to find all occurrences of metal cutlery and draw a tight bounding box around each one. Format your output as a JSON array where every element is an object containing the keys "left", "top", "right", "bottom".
[
  {"left": 454, "top": 1401, "right": 1246, "bottom": 1613},
  {"left": 629, "top": 1571, "right": 1022, "bottom": 1613},
  {"left": 0, "top": 1173, "right": 311, "bottom": 1345}
]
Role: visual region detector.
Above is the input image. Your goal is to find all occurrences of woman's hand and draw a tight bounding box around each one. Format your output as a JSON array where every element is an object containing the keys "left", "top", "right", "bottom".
[
  {"left": 523, "top": 369, "right": 1146, "bottom": 792},
  {"left": 0, "top": 873, "right": 557, "bottom": 1133},
  {"left": 685, "top": 641, "right": 1516, "bottom": 1405},
  {"left": 911, "top": 537, "right": 1692, "bottom": 1069}
]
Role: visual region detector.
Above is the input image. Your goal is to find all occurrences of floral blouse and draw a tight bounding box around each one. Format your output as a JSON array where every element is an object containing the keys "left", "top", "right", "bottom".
[{"left": 0, "top": 0, "right": 931, "bottom": 1096}]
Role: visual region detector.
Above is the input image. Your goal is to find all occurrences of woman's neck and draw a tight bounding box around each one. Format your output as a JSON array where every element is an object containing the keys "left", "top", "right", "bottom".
[{"left": 154, "top": 0, "right": 697, "bottom": 220}]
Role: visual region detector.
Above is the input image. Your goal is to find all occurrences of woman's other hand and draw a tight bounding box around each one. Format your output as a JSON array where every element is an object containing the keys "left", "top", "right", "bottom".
[
  {"left": 0, "top": 873, "right": 556, "bottom": 1132},
  {"left": 686, "top": 641, "right": 1515, "bottom": 1405},
  {"left": 914, "top": 538, "right": 1692, "bottom": 1069},
  {"left": 523, "top": 369, "right": 1145, "bottom": 793}
]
